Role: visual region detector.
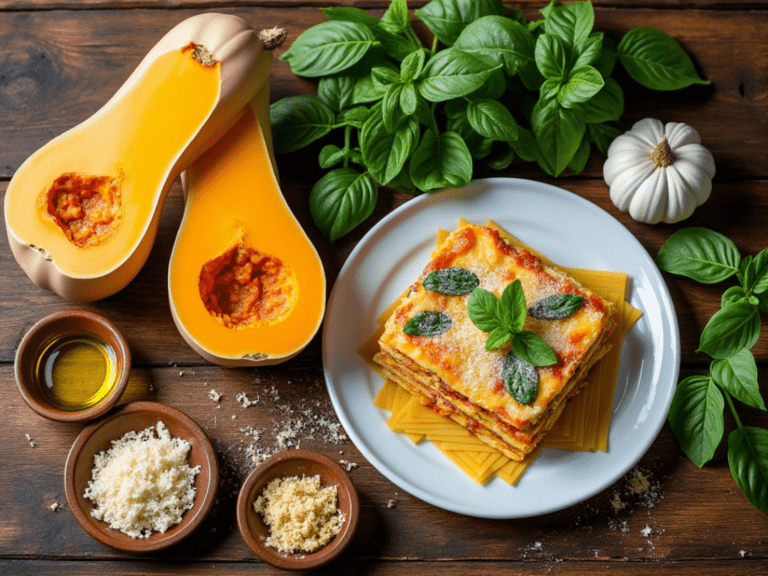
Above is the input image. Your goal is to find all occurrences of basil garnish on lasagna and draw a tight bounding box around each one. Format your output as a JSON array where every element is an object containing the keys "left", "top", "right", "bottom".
[{"left": 373, "top": 222, "right": 617, "bottom": 461}]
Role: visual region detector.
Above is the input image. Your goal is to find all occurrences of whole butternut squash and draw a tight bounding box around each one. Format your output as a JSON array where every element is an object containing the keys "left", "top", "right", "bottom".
[
  {"left": 4, "top": 13, "right": 271, "bottom": 301},
  {"left": 168, "top": 83, "right": 326, "bottom": 366}
]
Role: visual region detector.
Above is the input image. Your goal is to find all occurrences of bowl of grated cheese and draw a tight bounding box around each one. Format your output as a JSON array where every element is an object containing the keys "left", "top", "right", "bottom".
[
  {"left": 237, "top": 449, "right": 359, "bottom": 570},
  {"left": 64, "top": 401, "right": 219, "bottom": 552}
]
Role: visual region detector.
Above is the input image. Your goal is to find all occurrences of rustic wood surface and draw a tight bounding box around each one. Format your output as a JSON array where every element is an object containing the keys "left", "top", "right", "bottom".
[{"left": 1, "top": 1, "right": 767, "bottom": 575}]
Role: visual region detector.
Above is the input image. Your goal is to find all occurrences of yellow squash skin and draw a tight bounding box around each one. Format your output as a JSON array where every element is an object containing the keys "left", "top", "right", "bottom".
[
  {"left": 4, "top": 13, "right": 271, "bottom": 302},
  {"left": 168, "top": 83, "right": 326, "bottom": 366}
]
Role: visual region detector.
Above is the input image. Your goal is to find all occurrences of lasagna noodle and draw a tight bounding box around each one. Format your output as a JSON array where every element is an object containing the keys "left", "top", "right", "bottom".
[{"left": 362, "top": 222, "right": 641, "bottom": 483}]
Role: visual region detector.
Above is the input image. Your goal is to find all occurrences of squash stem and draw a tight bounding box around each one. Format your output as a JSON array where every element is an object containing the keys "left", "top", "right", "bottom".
[
  {"left": 259, "top": 27, "right": 288, "bottom": 51},
  {"left": 651, "top": 137, "right": 674, "bottom": 168}
]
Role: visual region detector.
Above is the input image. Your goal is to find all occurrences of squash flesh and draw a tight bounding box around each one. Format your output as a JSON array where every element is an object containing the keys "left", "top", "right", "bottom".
[
  {"left": 5, "top": 48, "right": 220, "bottom": 278},
  {"left": 169, "top": 92, "right": 325, "bottom": 362}
]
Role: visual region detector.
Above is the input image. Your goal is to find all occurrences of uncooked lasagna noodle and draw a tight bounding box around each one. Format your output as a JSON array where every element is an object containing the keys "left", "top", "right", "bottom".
[{"left": 373, "top": 221, "right": 617, "bottom": 461}]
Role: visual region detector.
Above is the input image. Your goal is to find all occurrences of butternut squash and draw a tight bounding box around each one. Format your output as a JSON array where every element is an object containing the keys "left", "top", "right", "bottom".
[
  {"left": 168, "top": 83, "right": 326, "bottom": 366},
  {"left": 4, "top": 13, "right": 272, "bottom": 302}
]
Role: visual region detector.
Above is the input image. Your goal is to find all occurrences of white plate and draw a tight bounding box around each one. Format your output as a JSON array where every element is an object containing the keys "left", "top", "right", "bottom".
[{"left": 322, "top": 178, "right": 680, "bottom": 518}]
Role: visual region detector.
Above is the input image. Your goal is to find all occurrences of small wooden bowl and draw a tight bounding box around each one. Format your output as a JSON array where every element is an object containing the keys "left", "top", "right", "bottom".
[
  {"left": 237, "top": 449, "right": 359, "bottom": 570},
  {"left": 64, "top": 401, "right": 218, "bottom": 552},
  {"left": 14, "top": 309, "right": 131, "bottom": 422}
]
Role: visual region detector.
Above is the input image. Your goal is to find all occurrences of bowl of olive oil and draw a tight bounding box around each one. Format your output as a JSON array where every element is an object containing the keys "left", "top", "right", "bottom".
[{"left": 15, "top": 310, "right": 131, "bottom": 421}]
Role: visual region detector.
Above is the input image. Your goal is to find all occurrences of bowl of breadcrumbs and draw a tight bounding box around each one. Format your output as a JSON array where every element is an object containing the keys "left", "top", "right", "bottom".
[{"left": 237, "top": 449, "right": 359, "bottom": 570}]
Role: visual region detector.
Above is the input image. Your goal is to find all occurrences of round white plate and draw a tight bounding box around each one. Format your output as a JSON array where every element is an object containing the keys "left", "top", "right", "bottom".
[{"left": 322, "top": 178, "right": 680, "bottom": 518}]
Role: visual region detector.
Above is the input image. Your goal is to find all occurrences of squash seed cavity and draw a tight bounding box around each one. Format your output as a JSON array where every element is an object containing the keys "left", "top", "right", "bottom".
[
  {"left": 198, "top": 242, "right": 298, "bottom": 329},
  {"left": 43, "top": 172, "right": 123, "bottom": 248}
]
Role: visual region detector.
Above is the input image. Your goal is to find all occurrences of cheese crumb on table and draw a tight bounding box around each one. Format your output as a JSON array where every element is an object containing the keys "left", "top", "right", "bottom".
[
  {"left": 253, "top": 474, "right": 345, "bottom": 553},
  {"left": 83, "top": 421, "right": 200, "bottom": 539}
]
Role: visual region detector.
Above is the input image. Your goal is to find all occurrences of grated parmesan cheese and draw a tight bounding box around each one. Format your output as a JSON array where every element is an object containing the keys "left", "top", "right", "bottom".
[
  {"left": 83, "top": 421, "right": 200, "bottom": 539},
  {"left": 253, "top": 474, "right": 345, "bottom": 553}
]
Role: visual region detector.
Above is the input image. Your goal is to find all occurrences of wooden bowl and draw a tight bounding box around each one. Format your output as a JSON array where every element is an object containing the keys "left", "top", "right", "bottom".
[
  {"left": 236, "top": 449, "right": 359, "bottom": 570},
  {"left": 14, "top": 309, "right": 131, "bottom": 422},
  {"left": 64, "top": 401, "right": 218, "bottom": 552}
]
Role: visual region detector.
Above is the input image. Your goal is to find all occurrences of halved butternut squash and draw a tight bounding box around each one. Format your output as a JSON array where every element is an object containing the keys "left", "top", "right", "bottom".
[
  {"left": 4, "top": 13, "right": 271, "bottom": 302},
  {"left": 168, "top": 83, "right": 326, "bottom": 366}
]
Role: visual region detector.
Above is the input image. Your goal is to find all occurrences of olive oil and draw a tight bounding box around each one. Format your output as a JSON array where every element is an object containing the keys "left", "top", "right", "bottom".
[{"left": 34, "top": 332, "right": 117, "bottom": 411}]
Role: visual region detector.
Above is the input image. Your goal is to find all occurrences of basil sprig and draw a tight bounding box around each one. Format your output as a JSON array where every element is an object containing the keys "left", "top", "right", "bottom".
[
  {"left": 422, "top": 267, "right": 479, "bottom": 295},
  {"left": 528, "top": 293, "right": 585, "bottom": 320},
  {"left": 657, "top": 227, "right": 768, "bottom": 515},
  {"left": 271, "top": 0, "right": 708, "bottom": 241}
]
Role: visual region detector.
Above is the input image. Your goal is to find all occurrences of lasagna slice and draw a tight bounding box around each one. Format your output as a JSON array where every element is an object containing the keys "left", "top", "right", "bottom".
[{"left": 373, "top": 222, "right": 617, "bottom": 461}]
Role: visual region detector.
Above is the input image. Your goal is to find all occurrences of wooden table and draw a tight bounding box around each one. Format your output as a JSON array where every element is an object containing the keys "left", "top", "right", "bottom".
[{"left": 2, "top": 1, "right": 767, "bottom": 574}]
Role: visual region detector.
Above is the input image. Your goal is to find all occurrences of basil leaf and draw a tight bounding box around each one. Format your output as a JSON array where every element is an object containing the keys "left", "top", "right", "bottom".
[
  {"left": 500, "top": 280, "right": 527, "bottom": 334},
  {"left": 711, "top": 349, "right": 766, "bottom": 411},
  {"left": 319, "top": 144, "right": 346, "bottom": 169},
  {"left": 353, "top": 73, "right": 388, "bottom": 104},
  {"left": 320, "top": 6, "right": 381, "bottom": 29},
  {"left": 757, "top": 291, "right": 768, "bottom": 315},
  {"left": 744, "top": 248, "right": 768, "bottom": 295},
  {"left": 318, "top": 74, "right": 356, "bottom": 112},
  {"left": 422, "top": 267, "right": 479, "bottom": 295},
  {"left": 668, "top": 375, "right": 724, "bottom": 467},
  {"left": 698, "top": 300, "right": 760, "bottom": 360},
  {"left": 722, "top": 286, "right": 748, "bottom": 308},
  {"left": 484, "top": 141, "right": 516, "bottom": 171},
  {"left": 381, "top": 0, "right": 410, "bottom": 33},
  {"left": 416, "top": 0, "right": 505, "bottom": 47},
  {"left": 728, "top": 427, "right": 768, "bottom": 514},
  {"left": 588, "top": 122, "right": 621, "bottom": 156},
  {"left": 577, "top": 78, "right": 624, "bottom": 123},
  {"left": 360, "top": 105, "right": 420, "bottom": 186},
  {"left": 409, "top": 129, "right": 473, "bottom": 191},
  {"left": 593, "top": 34, "right": 618, "bottom": 78},
  {"left": 336, "top": 106, "right": 371, "bottom": 129},
  {"left": 453, "top": 15, "right": 535, "bottom": 76},
  {"left": 502, "top": 352, "right": 538, "bottom": 405},
  {"left": 372, "top": 66, "right": 401, "bottom": 89},
  {"left": 446, "top": 114, "right": 493, "bottom": 160},
  {"left": 403, "top": 310, "right": 452, "bottom": 336},
  {"left": 486, "top": 327, "right": 513, "bottom": 351},
  {"left": 558, "top": 65, "right": 604, "bottom": 109},
  {"left": 270, "top": 96, "right": 336, "bottom": 155},
  {"left": 567, "top": 136, "right": 591, "bottom": 174},
  {"left": 466, "top": 98, "right": 519, "bottom": 142},
  {"left": 382, "top": 84, "right": 404, "bottom": 132},
  {"left": 512, "top": 331, "right": 558, "bottom": 367},
  {"left": 399, "top": 84, "right": 418, "bottom": 116},
  {"left": 529, "top": 293, "right": 585, "bottom": 320},
  {"left": 400, "top": 49, "right": 426, "bottom": 83},
  {"left": 322, "top": 5, "right": 415, "bottom": 61},
  {"left": 543, "top": 0, "right": 595, "bottom": 47},
  {"left": 309, "top": 168, "right": 377, "bottom": 242},
  {"left": 467, "top": 287, "right": 503, "bottom": 333},
  {"left": 531, "top": 96, "right": 586, "bottom": 176},
  {"left": 573, "top": 33, "right": 603, "bottom": 69},
  {"left": 535, "top": 34, "right": 567, "bottom": 81},
  {"left": 282, "top": 21, "right": 378, "bottom": 77},
  {"left": 618, "top": 27, "right": 709, "bottom": 91},
  {"left": 470, "top": 68, "right": 507, "bottom": 100},
  {"left": 418, "top": 48, "right": 500, "bottom": 102},
  {"left": 656, "top": 227, "right": 741, "bottom": 284}
]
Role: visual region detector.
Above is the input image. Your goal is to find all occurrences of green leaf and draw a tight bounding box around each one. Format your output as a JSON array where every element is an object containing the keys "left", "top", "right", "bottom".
[
  {"left": 617, "top": 27, "right": 710, "bottom": 90},
  {"left": 528, "top": 293, "right": 585, "bottom": 320},
  {"left": 416, "top": 0, "right": 505, "bottom": 47},
  {"left": 500, "top": 280, "right": 527, "bottom": 333},
  {"left": 531, "top": 97, "right": 586, "bottom": 176},
  {"left": 399, "top": 83, "right": 418, "bottom": 115},
  {"left": 466, "top": 99, "right": 519, "bottom": 142},
  {"left": 400, "top": 49, "right": 426, "bottom": 83},
  {"left": 372, "top": 66, "right": 401, "bottom": 89},
  {"left": 322, "top": 4, "right": 415, "bottom": 61},
  {"left": 446, "top": 114, "right": 493, "bottom": 160},
  {"left": 486, "top": 327, "right": 513, "bottom": 350},
  {"left": 577, "top": 78, "right": 624, "bottom": 123},
  {"left": 711, "top": 349, "right": 766, "bottom": 411},
  {"left": 453, "top": 15, "right": 535, "bottom": 76},
  {"left": 668, "top": 375, "right": 725, "bottom": 467},
  {"left": 467, "top": 287, "right": 503, "bottom": 333},
  {"left": 557, "top": 65, "right": 604, "bottom": 108},
  {"left": 744, "top": 248, "right": 768, "bottom": 294},
  {"left": 656, "top": 228, "right": 741, "bottom": 284},
  {"left": 270, "top": 96, "right": 336, "bottom": 155},
  {"left": 698, "top": 300, "right": 760, "bottom": 360},
  {"left": 318, "top": 74, "right": 357, "bottom": 112},
  {"left": 543, "top": 0, "right": 595, "bottom": 47},
  {"left": 484, "top": 141, "right": 516, "bottom": 171},
  {"left": 588, "top": 122, "right": 621, "bottom": 156},
  {"left": 353, "top": 73, "right": 387, "bottom": 104},
  {"left": 728, "top": 427, "right": 768, "bottom": 514},
  {"left": 309, "top": 168, "right": 377, "bottom": 242},
  {"left": 418, "top": 48, "right": 500, "bottom": 102},
  {"left": 422, "top": 267, "right": 479, "bottom": 295},
  {"left": 336, "top": 106, "right": 371, "bottom": 129},
  {"left": 567, "top": 136, "right": 591, "bottom": 174},
  {"left": 321, "top": 6, "right": 381, "bottom": 29},
  {"left": 403, "top": 310, "right": 452, "bottom": 336},
  {"left": 502, "top": 352, "right": 538, "bottom": 405},
  {"left": 360, "top": 105, "right": 420, "bottom": 186},
  {"left": 512, "top": 331, "right": 558, "bottom": 367},
  {"left": 319, "top": 144, "right": 346, "bottom": 169},
  {"left": 593, "top": 34, "right": 618, "bottom": 78},
  {"left": 573, "top": 32, "right": 603, "bottom": 69},
  {"left": 282, "top": 21, "right": 378, "bottom": 77},
  {"left": 381, "top": 0, "right": 410, "bottom": 33},
  {"left": 722, "top": 286, "right": 748, "bottom": 308},
  {"left": 535, "top": 34, "right": 567, "bottom": 81},
  {"left": 409, "top": 129, "right": 473, "bottom": 191},
  {"left": 382, "top": 84, "right": 404, "bottom": 132}
]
